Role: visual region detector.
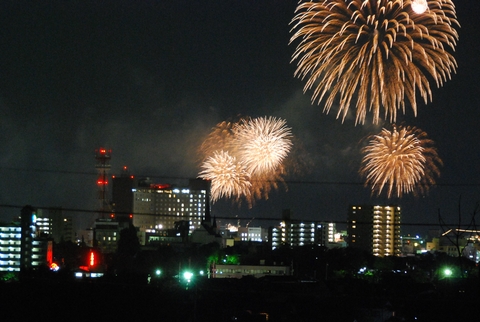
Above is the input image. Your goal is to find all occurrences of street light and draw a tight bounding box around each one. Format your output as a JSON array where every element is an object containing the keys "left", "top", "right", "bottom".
[
  {"left": 183, "top": 271, "right": 193, "bottom": 283},
  {"left": 443, "top": 268, "right": 453, "bottom": 277}
]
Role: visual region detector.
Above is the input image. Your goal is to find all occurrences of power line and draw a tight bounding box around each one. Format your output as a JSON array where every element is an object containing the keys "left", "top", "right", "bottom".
[{"left": 0, "top": 203, "right": 468, "bottom": 228}]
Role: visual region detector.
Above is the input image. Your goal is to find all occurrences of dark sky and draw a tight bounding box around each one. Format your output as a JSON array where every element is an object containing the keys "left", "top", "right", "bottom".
[{"left": 1, "top": 0, "right": 479, "bottom": 236}]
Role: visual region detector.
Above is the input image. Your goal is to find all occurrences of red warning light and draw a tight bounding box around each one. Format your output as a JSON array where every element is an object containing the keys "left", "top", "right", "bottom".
[{"left": 97, "top": 179, "right": 108, "bottom": 185}]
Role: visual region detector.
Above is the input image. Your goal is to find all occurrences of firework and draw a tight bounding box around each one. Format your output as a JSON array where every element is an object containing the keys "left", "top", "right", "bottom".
[
  {"left": 359, "top": 124, "right": 442, "bottom": 198},
  {"left": 290, "top": 0, "right": 459, "bottom": 124},
  {"left": 198, "top": 116, "right": 295, "bottom": 206},
  {"left": 234, "top": 116, "right": 293, "bottom": 176},
  {"left": 198, "top": 150, "right": 251, "bottom": 203},
  {"left": 197, "top": 120, "right": 238, "bottom": 164}
]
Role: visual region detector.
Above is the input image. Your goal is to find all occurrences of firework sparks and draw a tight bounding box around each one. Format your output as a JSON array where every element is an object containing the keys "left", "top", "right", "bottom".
[
  {"left": 290, "top": 0, "right": 459, "bottom": 125},
  {"left": 234, "top": 116, "right": 293, "bottom": 176},
  {"left": 198, "top": 116, "right": 294, "bottom": 205},
  {"left": 198, "top": 150, "right": 251, "bottom": 203},
  {"left": 359, "top": 124, "right": 442, "bottom": 198},
  {"left": 197, "top": 120, "right": 238, "bottom": 164}
]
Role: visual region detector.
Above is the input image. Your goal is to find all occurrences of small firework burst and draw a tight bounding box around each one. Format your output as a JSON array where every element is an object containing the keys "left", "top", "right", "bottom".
[{"left": 198, "top": 150, "right": 251, "bottom": 203}]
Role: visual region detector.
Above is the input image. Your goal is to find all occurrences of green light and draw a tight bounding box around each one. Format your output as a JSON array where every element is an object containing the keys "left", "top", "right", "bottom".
[
  {"left": 155, "top": 269, "right": 161, "bottom": 276},
  {"left": 183, "top": 271, "right": 193, "bottom": 282},
  {"left": 444, "top": 268, "right": 452, "bottom": 277}
]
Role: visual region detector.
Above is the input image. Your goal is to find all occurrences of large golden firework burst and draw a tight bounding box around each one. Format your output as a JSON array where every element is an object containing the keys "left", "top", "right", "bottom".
[
  {"left": 290, "top": 0, "right": 459, "bottom": 125},
  {"left": 359, "top": 124, "right": 442, "bottom": 198}
]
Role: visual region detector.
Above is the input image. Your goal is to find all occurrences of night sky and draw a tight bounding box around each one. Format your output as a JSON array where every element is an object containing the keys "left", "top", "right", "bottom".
[{"left": 1, "top": 0, "right": 479, "bottom": 235}]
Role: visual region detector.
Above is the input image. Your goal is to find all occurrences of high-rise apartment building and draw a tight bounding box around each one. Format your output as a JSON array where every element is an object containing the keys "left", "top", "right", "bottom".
[
  {"left": 347, "top": 205, "right": 401, "bottom": 257},
  {"left": 0, "top": 224, "right": 21, "bottom": 272}
]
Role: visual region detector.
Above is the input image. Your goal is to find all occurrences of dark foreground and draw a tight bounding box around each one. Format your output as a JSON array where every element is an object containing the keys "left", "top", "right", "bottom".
[{"left": 1, "top": 276, "right": 479, "bottom": 321}]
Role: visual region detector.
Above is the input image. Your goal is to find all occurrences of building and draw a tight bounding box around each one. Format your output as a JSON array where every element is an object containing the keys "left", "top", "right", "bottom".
[
  {"left": 35, "top": 208, "right": 73, "bottom": 243},
  {"left": 347, "top": 204, "right": 401, "bottom": 257},
  {"left": 237, "top": 226, "right": 268, "bottom": 243},
  {"left": 132, "top": 179, "right": 210, "bottom": 234},
  {"left": 401, "top": 235, "right": 426, "bottom": 255},
  {"left": 95, "top": 147, "right": 112, "bottom": 218},
  {"left": 214, "top": 264, "right": 291, "bottom": 279},
  {"left": 94, "top": 219, "right": 123, "bottom": 254},
  {"left": 111, "top": 166, "right": 135, "bottom": 222},
  {"left": 0, "top": 224, "right": 21, "bottom": 272},
  {"left": 2, "top": 206, "right": 53, "bottom": 275},
  {"left": 270, "top": 210, "right": 337, "bottom": 250},
  {"left": 426, "top": 228, "right": 480, "bottom": 260}
]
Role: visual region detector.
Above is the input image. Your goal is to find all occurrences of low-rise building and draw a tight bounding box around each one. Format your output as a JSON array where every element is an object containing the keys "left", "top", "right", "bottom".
[{"left": 214, "top": 264, "right": 291, "bottom": 279}]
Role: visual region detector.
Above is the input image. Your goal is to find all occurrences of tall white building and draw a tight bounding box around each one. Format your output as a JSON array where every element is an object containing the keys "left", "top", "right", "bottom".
[
  {"left": 132, "top": 179, "right": 209, "bottom": 234},
  {"left": 0, "top": 224, "right": 21, "bottom": 272}
]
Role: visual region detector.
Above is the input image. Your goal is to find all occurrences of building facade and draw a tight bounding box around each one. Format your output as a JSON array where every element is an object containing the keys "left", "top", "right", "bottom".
[
  {"left": 237, "top": 226, "right": 268, "bottom": 242},
  {"left": 347, "top": 205, "right": 401, "bottom": 257},
  {"left": 0, "top": 206, "right": 53, "bottom": 274},
  {"left": 269, "top": 210, "right": 337, "bottom": 250},
  {"left": 111, "top": 167, "right": 135, "bottom": 222},
  {"left": 214, "top": 264, "right": 291, "bottom": 279},
  {"left": 0, "top": 224, "right": 21, "bottom": 272},
  {"left": 131, "top": 179, "right": 209, "bottom": 234},
  {"left": 35, "top": 208, "right": 73, "bottom": 243}
]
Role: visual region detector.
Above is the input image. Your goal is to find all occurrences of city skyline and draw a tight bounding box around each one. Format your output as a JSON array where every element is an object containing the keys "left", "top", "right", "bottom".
[{"left": 0, "top": 1, "right": 479, "bottom": 236}]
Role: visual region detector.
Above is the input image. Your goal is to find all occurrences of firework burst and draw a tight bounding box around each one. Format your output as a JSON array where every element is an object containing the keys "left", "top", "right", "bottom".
[
  {"left": 359, "top": 124, "right": 442, "bottom": 198},
  {"left": 290, "top": 0, "right": 459, "bottom": 125},
  {"left": 198, "top": 116, "right": 294, "bottom": 205},
  {"left": 234, "top": 116, "right": 293, "bottom": 176},
  {"left": 198, "top": 150, "right": 251, "bottom": 203}
]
